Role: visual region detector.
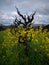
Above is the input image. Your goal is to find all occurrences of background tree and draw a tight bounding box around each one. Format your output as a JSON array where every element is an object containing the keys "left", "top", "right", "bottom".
[
  {"left": 12, "top": 7, "right": 36, "bottom": 56},
  {"left": 14, "top": 7, "right": 36, "bottom": 28}
]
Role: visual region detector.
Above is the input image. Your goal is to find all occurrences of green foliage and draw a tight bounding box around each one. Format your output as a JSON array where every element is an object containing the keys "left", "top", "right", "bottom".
[{"left": 0, "top": 26, "right": 49, "bottom": 65}]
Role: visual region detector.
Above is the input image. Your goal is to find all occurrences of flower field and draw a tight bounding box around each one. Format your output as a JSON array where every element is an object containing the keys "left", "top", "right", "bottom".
[{"left": 0, "top": 25, "right": 49, "bottom": 65}]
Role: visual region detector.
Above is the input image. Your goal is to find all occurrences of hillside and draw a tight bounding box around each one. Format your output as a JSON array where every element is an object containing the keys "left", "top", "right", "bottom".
[{"left": 0, "top": 24, "right": 49, "bottom": 31}]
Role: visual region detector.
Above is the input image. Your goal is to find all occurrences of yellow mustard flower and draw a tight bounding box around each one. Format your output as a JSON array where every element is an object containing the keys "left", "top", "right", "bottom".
[
  {"left": 35, "top": 39, "right": 38, "bottom": 44},
  {"left": 46, "top": 37, "right": 49, "bottom": 43}
]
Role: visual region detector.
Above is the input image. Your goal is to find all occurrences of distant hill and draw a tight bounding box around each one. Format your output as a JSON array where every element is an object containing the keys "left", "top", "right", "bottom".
[
  {"left": 0, "top": 24, "right": 49, "bottom": 31},
  {"left": 32, "top": 24, "right": 46, "bottom": 28},
  {"left": 43, "top": 24, "right": 49, "bottom": 31}
]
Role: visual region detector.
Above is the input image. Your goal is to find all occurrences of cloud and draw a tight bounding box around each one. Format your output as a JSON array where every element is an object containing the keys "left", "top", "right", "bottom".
[
  {"left": 0, "top": 11, "right": 18, "bottom": 25},
  {"left": 34, "top": 14, "right": 49, "bottom": 24},
  {"left": 0, "top": 0, "right": 49, "bottom": 25},
  {"left": 0, "top": 11, "right": 18, "bottom": 20}
]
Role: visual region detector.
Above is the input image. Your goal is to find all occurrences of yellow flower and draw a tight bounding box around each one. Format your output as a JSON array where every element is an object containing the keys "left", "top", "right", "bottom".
[
  {"left": 32, "top": 34, "right": 35, "bottom": 38},
  {"left": 11, "top": 43, "right": 15, "bottom": 46},
  {"left": 47, "top": 54, "right": 49, "bottom": 57},
  {"left": 46, "top": 48, "right": 49, "bottom": 52},
  {"left": 42, "top": 39, "right": 45, "bottom": 43},
  {"left": 40, "top": 45, "right": 44, "bottom": 48},
  {"left": 2, "top": 42, "right": 7, "bottom": 48},
  {"left": 46, "top": 37, "right": 49, "bottom": 43},
  {"left": 35, "top": 39, "right": 38, "bottom": 44}
]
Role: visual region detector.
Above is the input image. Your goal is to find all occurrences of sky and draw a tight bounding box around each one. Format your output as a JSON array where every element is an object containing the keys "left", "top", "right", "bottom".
[{"left": 0, "top": 0, "right": 49, "bottom": 25}]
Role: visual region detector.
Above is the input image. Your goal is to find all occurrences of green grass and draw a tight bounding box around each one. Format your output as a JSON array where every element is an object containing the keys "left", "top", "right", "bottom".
[
  {"left": 0, "top": 30, "right": 5, "bottom": 54},
  {"left": 0, "top": 31, "right": 5, "bottom": 65},
  {"left": 0, "top": 31, "right": 5, "bottom": 43},
  {"left": 0, "top": 30, "right": 49, "bottom": 65}
]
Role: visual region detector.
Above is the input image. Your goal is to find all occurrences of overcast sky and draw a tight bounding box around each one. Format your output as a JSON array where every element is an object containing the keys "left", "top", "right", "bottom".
[{"left": 0, "top": 0, "right": 49, "bottom": 25}]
